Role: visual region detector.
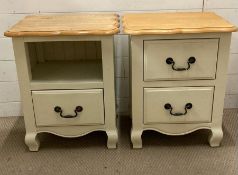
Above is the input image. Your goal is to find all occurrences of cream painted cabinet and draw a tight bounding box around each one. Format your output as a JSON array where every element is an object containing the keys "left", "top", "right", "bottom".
[
  {"left": 123, "top": 12, "right": 237, "bottom": 148},
  {"left": 5, "top": 14, "right": 120, "bottom": 151}
]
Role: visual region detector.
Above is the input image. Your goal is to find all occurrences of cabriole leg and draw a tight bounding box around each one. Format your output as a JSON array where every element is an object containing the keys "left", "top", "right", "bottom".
[
  {"left": 25, "top": 132, "right": 40, "bottom": 151},
  {"left": 131, "top": 129, "right": 143, "bottom": 149},
  {"left": 106, "top": 130, "right": 118, "bottom": 149},
  {"left": 208, "top": 127, "right": 223, "bottom": 147}
]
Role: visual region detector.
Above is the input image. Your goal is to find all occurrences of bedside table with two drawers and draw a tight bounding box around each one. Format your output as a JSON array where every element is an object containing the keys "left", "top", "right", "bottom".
[{"left": 123, "top": 12, "right": 237, "bottom": 148}]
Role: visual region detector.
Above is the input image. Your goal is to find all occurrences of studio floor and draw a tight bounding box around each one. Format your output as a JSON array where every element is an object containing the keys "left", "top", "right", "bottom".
[{"left": 0, "top": 109, "right": 237, "bottom": 175}]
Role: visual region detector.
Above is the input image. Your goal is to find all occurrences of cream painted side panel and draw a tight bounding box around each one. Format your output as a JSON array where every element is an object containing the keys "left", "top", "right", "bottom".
[
  {"left": 144, "top": 87, "right": 214, "bottom": 124},
  {"left": 144, "top": 39, "right": 219, "bottom": 81},
  {"left": 32, "top": 89, "right": 105, "bottom": 126},
  {"left": 12, "top": 37, "right": 39, "bottom": 151},
  {"left": 101, "top": 36, "right": 118, "bottom": 148}
]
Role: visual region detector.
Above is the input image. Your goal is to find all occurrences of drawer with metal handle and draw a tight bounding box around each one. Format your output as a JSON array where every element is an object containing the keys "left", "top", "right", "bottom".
[
  {"left": 32, "top": 89, "right": 105, "bottom": 126},
  {"left": 143, "top": 39, "right": 219, "bottom": 81},
  {"left": 143, "top": 87, "right": 214, "bottom": 124}
]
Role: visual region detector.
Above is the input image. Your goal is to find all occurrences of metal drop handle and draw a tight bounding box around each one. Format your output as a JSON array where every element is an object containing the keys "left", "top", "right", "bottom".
[
  {"left": 166, "top": 56, "right": 196, "bottom": 71},
  {"left": 54, "top": 106, "right": 83, "bottom": 118},
  {"left": 164, "top": 103, "right": 193, "bottom": 116}
]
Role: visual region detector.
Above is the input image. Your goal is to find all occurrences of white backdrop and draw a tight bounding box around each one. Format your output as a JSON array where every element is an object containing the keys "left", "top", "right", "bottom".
[{"left": 0, "top": 0, "right": 237, "bottom": 116}]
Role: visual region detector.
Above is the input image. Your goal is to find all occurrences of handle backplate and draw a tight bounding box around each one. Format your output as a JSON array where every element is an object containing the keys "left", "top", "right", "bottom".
[
  {"left": 164, "top": 103, "right": 192, "bottom": 116},
  {"left": 54, "top": 106, "right": 83, "bottom": 118},
  {"left": 166, "top": 57, "right": 196, "bottom": 71}
]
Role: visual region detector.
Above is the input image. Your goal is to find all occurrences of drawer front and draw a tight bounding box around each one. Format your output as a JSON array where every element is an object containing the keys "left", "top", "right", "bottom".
[
  {"left": 32, "top": 89, "right": 104, "bottom": 126},
  {"left": 144, "top": 39, "right": 219, "bottom": 81},
  {"left": 144, "top": 87, "right": 214, "bottom": 124}
]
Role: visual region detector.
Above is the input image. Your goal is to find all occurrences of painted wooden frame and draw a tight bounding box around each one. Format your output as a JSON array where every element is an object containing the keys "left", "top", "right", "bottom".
[
  {"left": 13, "top": 35, "right": 118, "bottom": 151},
  {"left": 130, "top": 33, "right": 231, "bottom": 148}
]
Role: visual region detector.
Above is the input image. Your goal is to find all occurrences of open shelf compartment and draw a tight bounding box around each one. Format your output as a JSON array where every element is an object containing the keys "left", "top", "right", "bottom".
[{"left": 26, "top": 41, "right": 103, "bottom": 89}]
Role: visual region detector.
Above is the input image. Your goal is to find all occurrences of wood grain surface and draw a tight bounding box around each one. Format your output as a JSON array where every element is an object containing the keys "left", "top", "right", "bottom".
[
  {"left": 122, "top": 12, "right": 237, "bottom": 35},
  {"left": 5, "top": 13, "right": 120, "bottom": 37}
]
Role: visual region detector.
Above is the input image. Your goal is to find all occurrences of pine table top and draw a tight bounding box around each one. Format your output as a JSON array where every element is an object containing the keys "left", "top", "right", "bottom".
[
  {"left": 122, "top": 12, "right": 237, "bottom": 35},
  {"left": 5, "top": 13, "right": 120, "bottom": 37}
]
